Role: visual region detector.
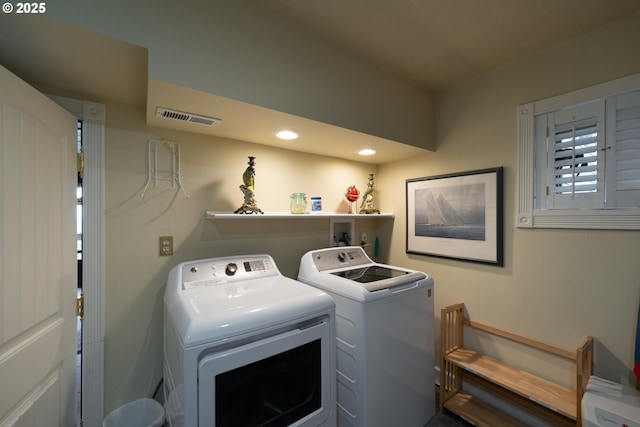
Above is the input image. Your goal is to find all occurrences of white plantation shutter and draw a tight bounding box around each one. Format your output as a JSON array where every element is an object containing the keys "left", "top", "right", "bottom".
[
  {"left": 607, "top": 90, "right": 640, "bottom": 207},
  {"left": 547, "top": 100, "right": 605, "bottom": 209},
  {"left": 518, "top": 73, "right": 640, "bottom": 229}
]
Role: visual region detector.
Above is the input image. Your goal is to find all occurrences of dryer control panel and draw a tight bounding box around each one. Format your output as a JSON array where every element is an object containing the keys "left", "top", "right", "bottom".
[{"left": 176, "top": 255, "right": 279, "bottom": 290}]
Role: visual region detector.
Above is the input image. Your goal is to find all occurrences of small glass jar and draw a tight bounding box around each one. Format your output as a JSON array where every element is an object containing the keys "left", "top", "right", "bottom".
[{"left": 290, "top": 193, "right": 307, "bottom": 214}]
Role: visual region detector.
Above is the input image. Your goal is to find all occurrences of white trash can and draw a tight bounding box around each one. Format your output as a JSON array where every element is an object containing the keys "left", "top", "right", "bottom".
[{"left": 102, "top": 397, "right": 165, "bottom": 427}]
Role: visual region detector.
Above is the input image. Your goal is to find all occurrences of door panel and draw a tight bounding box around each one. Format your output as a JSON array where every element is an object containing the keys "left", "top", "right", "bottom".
[{"left": 0, "top": 64, "right": 77, "bottom": 426}]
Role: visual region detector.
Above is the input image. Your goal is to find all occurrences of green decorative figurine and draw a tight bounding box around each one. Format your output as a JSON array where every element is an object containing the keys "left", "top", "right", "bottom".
[
  {"left": 234, "top": 156, "right": 264, "bottom": 214},
  {"left": 359, "top": 173, "right": 380, "bottom": 214}
]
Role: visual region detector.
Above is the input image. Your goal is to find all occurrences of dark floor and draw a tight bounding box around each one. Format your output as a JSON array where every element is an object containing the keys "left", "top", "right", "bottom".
[{"left": 426, "top": 410, "right": 473, "bottom": 426}]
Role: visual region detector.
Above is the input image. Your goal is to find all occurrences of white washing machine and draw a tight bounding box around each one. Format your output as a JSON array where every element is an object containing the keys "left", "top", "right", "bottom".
[
  {"left": 298, "top": 246, "right": 435, "bottom": 427},
  {"left": 164, "top": 254, "right": 336, "bottom": 427}
]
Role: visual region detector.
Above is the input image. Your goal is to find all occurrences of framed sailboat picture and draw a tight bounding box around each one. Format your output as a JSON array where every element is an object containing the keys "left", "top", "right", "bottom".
[{"left": 406, "top": 167, "right": 503, "bottom": 266}]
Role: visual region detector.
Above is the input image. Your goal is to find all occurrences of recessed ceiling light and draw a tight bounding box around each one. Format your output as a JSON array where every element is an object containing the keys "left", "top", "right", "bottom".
[
  {"left": 275, "top": 130, "right": 299, "bottom": 140},
  {"left": 358, "top": 148, "right": 376, "bottom": 156}
]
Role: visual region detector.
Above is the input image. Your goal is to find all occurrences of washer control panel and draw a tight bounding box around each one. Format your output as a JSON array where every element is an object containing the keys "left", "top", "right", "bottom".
[
  {"left": 180, "top": 255, "right": 277, "bottom": 289},
  {"left": 311, "top": 247, "right": 371, "bottom": 272}
]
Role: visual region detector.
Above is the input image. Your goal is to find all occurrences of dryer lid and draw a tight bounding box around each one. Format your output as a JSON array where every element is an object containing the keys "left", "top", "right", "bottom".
[{"left": 166, "top": 275, "right": 334, "bottom": 348}]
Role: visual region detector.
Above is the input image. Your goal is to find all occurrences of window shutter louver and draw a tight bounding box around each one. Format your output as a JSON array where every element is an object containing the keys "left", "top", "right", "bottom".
[
  {"left": 613, "top": 91, "right": 640, "bottom": 205},
  {"left": 552, "top": 119, "right": 599, "bottom": 193},
  {"left": 547, "top": 101, "right": 605, "bottom": 209}
]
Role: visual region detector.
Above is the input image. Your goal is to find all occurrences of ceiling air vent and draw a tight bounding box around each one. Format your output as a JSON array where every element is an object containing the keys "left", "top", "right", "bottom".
[{"left": 155, "top": 107, "right": 221, "bottom": 127}]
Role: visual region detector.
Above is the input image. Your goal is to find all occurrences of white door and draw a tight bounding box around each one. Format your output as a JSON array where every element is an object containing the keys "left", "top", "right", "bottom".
[{"left": 0, "top": 64, "right": 78, "bottom": 426}]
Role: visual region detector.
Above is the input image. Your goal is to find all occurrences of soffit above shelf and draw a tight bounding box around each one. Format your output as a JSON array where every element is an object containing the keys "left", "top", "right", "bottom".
[{"left": 147, "top": 79, "right": 430, "bottom": 165}]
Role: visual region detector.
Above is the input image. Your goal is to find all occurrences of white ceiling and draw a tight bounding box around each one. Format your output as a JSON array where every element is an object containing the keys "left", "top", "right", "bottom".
[
  {"left": 250, "top": 0, "right": 640, "bottom": 91},
  {"left": 2, "top": 1, "right": 640, "bottom": 164}
]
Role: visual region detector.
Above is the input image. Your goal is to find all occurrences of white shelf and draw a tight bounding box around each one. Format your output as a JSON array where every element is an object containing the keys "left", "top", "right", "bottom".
[{"left": 205, "top": 211, "right": 394, "bottom": 219}]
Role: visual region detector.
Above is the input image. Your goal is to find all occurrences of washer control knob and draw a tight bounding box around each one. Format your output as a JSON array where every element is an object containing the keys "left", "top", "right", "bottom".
[
  {"left": 338, "top": 252, "right": 348, "bottom": 262},
  {"left": 190, "top": 267, "right": 198, "bottom": 273},
  {"left": 225, "top": 263, "right": 238, "bottom": 276}
]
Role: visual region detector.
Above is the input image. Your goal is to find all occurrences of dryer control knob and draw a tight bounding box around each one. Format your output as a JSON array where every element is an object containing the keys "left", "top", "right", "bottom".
[
  {"left": 338, "top": 252, "right": 348, "bottom": 262},
  {"left": 225, "top": 263, "right": 238, "bottom": 276}
]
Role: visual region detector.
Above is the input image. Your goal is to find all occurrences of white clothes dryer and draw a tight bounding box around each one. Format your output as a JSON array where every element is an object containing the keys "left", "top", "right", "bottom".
[
  {"left": 298, "top": 246, "right": 435, "bottom": 427},
  {"left": 164, "top": 254, "right": 336, "bottom": 427}
]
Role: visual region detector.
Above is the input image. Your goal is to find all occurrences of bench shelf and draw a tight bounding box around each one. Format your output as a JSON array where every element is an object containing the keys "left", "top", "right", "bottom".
[
  {"left": 443, "top": 392, "right": 527, "bottom": 427},
  {"left": 440, "top": 302, "right": 594, "bottom": 426}
]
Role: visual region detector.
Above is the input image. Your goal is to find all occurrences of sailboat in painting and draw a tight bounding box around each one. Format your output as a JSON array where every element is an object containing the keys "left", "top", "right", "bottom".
[
  {"left": 415, "top": 186, "right": 486, "bottom": 241},
  {"left": 424, "top": 192, "right": 466, "bottom": 226}
]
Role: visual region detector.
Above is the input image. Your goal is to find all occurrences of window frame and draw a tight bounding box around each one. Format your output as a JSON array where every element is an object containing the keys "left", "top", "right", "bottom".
[{"left": 517, "top": 72, "right": 640, "bottom": 230}]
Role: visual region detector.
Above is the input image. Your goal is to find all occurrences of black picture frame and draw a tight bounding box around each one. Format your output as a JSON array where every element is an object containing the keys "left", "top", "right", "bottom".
[{"left": 406, "top": 167, "right": 504, "bottom": 266}]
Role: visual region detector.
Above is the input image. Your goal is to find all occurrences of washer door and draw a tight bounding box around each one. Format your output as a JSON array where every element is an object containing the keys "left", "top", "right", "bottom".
[{"left": 198, "top": 317, "right": 334, "bottom": 426}]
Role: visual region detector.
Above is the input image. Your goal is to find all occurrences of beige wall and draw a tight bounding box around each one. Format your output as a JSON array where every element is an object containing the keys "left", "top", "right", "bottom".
[
  {"left": 379, "top": 12, "right": 640, "bottom": 388},
  {"left": 102, "top": 101, "right": 388, "bottom": 412}
]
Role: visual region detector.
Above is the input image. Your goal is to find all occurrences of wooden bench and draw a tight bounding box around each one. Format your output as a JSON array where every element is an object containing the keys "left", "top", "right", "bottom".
[{"left": 440, "top": 302, "right": 594, "bottom": 427}]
